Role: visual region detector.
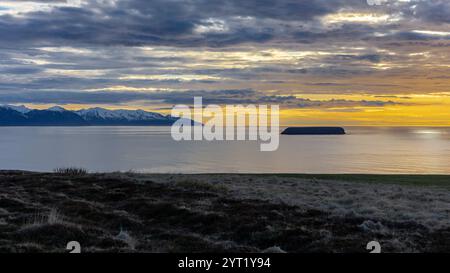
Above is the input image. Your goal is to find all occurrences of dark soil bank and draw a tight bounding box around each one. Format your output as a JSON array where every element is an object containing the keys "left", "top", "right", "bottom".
[{"left": 0, "top": 171, "right": 448, "bottom": 253}]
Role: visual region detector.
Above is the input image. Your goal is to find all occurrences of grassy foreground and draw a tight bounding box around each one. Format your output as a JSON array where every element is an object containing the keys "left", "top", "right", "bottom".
[{"left": 0, "top": 171, "right": 449, "bottom": 253}]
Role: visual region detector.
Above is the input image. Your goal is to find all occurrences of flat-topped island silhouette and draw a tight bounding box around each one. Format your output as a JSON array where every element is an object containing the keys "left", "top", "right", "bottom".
[{"left": 281, "top": 127, "right": 346, "bottom": 135}]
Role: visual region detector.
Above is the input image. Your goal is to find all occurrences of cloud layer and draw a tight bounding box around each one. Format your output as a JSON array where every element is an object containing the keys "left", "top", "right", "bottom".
[{"left": 0, "top": 0, "right": 448, "bottom": 114}]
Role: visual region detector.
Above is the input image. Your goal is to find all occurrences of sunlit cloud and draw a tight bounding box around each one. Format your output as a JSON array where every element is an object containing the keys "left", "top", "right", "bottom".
[
  {"left": 118, "top": 74, "right": 227, "bottom": 82},
  {"left": 321, "top": 12, "right": 401, "bottom": 25},
  {"left": 412, "top": 30, "right": 450, "bottom": 37},
  {"left": 38, "top": 46, "right": 94, "bottom": 55},
  {"left": 86, "top": 86, "right": 182, "bottom": 92},
  {"left": 194, "top": 18, "right": 230, "bottom": 34},
  {"left": 45, "top": 68, "right": 107, "bottom": 77},
  {"left": 0, "top": 0, "right": 81, "bottom": 16}
]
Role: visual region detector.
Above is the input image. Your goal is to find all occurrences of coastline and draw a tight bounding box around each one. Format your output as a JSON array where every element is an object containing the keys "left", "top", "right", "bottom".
[{"left": 0, "top": 171, "right": 449, "bottom": 253}]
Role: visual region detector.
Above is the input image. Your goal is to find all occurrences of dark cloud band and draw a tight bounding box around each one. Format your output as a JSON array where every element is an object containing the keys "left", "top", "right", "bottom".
[{"left": 0, "top": 89, "right": 401, "bottom": 109}]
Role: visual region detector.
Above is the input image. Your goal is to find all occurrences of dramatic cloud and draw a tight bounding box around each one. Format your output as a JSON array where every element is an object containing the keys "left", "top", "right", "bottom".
[
  {"left": 412, "top": 0, "right": 450, "bottom": 24},
  {"left": 0, "top": 0, "right": 447, "bottom": 47},
  {"left": 0, "top": 0, "right": 449, "bottom": 125}
]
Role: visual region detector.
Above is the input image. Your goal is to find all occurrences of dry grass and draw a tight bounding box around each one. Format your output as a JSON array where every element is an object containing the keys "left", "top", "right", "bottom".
[
  {"left": 0, "top": 172, "right": 448, "bottom": 253},
  {"left": 21, "top": 208, "right": 65, "bottom": 231}
]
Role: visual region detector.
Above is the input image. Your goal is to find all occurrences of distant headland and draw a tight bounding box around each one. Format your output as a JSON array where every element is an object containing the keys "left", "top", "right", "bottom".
[{"left": 281, "top": 127, "right": 346, "bottom": 135}]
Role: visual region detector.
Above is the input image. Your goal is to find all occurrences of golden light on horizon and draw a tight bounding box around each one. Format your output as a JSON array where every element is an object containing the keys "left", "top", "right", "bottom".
[
  {"left": 20, "top": 93, "right": 450, "bottom": 126},
  {"left": 281, "top": 95, "right": 450, "bottom": 126}
]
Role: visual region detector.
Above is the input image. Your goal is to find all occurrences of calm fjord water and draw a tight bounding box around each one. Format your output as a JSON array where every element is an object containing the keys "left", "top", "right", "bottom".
[{"left": 0, "top": 126, "right": 449, "bottom": 174}]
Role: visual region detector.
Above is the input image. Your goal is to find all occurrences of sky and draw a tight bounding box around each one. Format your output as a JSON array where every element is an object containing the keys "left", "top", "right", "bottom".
[{"left": 0, "top": 0, "right": 449, "bottom": 126}]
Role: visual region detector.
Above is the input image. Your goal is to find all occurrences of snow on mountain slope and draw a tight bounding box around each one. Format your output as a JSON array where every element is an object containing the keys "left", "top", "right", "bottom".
[
  {"left": 0, "top": 104, "right": 31, "bottom": 114},
  {"left": 76, "top": 107, "right": 167, "bottom": 121},
  {"left": 47, "top": 106, "right": 67, "bottom": 112}
]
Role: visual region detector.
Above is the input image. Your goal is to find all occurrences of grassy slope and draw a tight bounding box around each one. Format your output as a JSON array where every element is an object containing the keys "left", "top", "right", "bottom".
[
  {"left": 2, "top": 171, "right": 450, "bottom": 187},
  {"left": 0, "top": 171, "right": 449, "bottom": 252},
  {"left": 280, "top": 174, "right": 450, "bottom": 188},
  {"left": 194, "top": 174, "right": 450, "bottom": 188}
]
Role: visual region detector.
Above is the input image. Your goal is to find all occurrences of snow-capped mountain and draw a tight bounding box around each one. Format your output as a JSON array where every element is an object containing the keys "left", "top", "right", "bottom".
[
  {"left": 2, "top": 104, "right": 31, "bottom": 114},
  {"left": 0, "top": 105, "right": 180, "bottom": 126},
  {"left": 47, "top": 106, "right": 67, "bottom": 112},
  {"left": 76, "top": 107, "right": 166, "bottom": 121}
]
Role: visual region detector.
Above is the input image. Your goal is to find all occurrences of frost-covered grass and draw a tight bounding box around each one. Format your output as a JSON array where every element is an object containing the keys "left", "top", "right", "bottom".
[
  {"left": 152, "top": 174, "right": 450, "bottom": 231},
  {"left": 0, "top": 171, "right": 449, "bottom": 253}
]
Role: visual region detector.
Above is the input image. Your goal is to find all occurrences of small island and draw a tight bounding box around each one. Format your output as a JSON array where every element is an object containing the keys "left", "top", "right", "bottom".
[{"left": 281, "top": 127, "right": 346, "bottom": 135}]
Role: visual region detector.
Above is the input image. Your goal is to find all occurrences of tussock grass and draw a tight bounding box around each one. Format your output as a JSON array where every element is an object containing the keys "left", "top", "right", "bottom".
[{"left": 22, "top": 208, "right": 65, "bottom": 230}]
